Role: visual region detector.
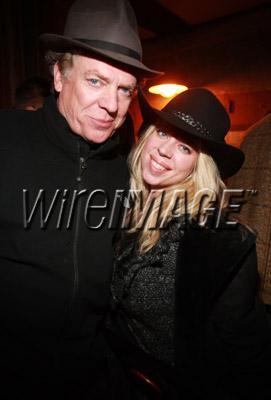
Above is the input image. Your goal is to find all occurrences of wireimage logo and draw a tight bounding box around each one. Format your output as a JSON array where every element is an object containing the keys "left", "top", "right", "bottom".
[{"left": 22, "top": 188, "right": 257, "bottom": 230}]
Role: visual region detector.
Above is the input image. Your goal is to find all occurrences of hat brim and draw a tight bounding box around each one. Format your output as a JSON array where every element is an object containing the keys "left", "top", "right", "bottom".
[
  {"left": 139, "top": 90, "right": 244, "bottom": 179},
  {"left": 40, "top": 34, "right": 162, "bottom": 79}
]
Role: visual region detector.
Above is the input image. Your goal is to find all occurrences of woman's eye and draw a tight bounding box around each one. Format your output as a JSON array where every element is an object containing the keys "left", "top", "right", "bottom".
[
  {"left": 178, "top": 144, "right": 191, "bottom": 154},
  {"left": 157, "top": 130, "right": 168, "bottom": 138}
]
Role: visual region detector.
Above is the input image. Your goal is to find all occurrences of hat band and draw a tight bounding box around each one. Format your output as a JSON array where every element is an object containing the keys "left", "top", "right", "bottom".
[
  {"left": 171, "top": 110, "right": 212, "bottom": 137},
  {"left": 75, "top": 38, "right": 141, "bottom": 61}
]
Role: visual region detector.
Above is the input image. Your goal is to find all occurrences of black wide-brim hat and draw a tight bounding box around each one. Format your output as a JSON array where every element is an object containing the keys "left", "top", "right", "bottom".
[
  {"left": 40, "top": 0, "right": 162, "bottom": 79},
  {"left": 139, "top": 88, "right": 244, "bottom": 179}
]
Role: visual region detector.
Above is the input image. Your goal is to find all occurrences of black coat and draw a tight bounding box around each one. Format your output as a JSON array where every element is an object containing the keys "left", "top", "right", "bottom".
[
  {"left": 175, "top": 222, "right": 271, "bottom": 399},
  {"left": 0, "top": 96, "right": 130, "bottom": 397},
  {"left": 109, "top": 221, "right": 271, "bottom": 399}
]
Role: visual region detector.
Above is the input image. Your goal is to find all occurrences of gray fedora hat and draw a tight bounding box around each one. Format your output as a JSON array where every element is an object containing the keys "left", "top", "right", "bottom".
[{"left": 40, "top": 0, "right": 162, "bottom": 78}]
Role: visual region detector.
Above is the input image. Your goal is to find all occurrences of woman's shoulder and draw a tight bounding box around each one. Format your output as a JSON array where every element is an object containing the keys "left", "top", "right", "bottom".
[
  {"left": 177, "top": 216, "right": 256, "bottom": 280},
  {"left": 185, "top": 213, "right": 256, "bottom": 246}
]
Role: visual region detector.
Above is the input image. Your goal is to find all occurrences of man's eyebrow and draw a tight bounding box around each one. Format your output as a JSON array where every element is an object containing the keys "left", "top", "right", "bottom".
[
  {"left": 84, "top": 70, "right": 136, "bottom": 90},
  {"left": 122, "top": 83, "right": 136, "bottom": 90},
  {"left": 84, "top": 70, "right": 110, "bottom": 82}
]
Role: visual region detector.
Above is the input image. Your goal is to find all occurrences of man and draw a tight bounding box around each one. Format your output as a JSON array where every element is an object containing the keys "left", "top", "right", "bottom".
[{"left": 0, "top": 0, "right": 160, "bottom": 398}]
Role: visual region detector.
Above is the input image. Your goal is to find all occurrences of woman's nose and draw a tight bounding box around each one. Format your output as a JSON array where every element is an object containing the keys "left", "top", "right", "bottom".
[{"left": 158, "top": 140, "right": 174, "bottom": 158}]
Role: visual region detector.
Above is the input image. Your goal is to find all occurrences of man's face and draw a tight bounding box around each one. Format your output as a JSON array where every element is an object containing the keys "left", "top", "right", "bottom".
[{"left": 54, "top": 55, "right": 137, "bottom": 143}]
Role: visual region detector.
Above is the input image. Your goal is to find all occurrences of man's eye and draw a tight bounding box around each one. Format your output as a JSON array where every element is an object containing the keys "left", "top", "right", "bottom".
[
  {"left": 88, "top": 78, "right": 100, "bottom": 86},
  {"left": 119, "top": 87, "right": 133, "bottom": 97}
]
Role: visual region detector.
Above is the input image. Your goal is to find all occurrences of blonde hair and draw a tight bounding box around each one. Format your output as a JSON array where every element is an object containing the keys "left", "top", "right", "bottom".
[{"left": 126, "top": 125, "right": 226, "bottom": 253}]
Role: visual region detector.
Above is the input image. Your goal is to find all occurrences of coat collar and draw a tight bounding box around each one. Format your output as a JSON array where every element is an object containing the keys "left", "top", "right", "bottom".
[{"left": 40, "top": 94, "right": 122, "bottom": 159}]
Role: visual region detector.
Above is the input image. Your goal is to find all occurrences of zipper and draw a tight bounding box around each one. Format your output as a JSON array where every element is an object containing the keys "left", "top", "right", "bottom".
[
  {"left": 72, "top": 142, "right": 87, "bottom": 303},
  {"left": 62, "top": 141, "right": 88, "bottom": 335}
]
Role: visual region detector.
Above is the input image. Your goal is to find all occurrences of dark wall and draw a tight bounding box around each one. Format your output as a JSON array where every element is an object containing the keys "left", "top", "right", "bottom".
[
  {"left": 1, "top": 0, "right": 270, "bottom": 124},
  {"left": 0, "top": 0, "right": 73, "bottom": 108},
  {"left": 141, "top": 4, "right": 271, "bottom": 134}
]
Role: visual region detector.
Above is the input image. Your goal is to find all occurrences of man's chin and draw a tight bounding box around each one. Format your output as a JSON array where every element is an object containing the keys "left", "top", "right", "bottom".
[{"left": 82, "top": 130, "right": 114, "bottom": 144}]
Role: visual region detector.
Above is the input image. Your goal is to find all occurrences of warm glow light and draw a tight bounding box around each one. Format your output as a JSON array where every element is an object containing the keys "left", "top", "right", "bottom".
[{"left": 148, "top": 84, "right": 188, "bottom": 98}]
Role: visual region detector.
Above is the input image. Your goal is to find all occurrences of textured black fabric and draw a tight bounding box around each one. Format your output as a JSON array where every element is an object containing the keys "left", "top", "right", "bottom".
[
  {"left": 111, "top": 220, "right": 182, "bottom": 366},
  {"left": 174, "top": 224, "right": 271, "bottom": 399},
  {"left": 109, "top": 222, "right": 271, "bottom": 399},
  {"left": 0, "top": 95, "right": 130, "bottom": 397}
]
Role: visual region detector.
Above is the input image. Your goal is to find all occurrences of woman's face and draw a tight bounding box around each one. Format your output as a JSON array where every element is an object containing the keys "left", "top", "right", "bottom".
[{"left": 141, "top": 126, "right": 199, "bottom": 190}]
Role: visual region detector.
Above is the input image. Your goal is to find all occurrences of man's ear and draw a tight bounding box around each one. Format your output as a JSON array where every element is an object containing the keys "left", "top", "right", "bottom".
[{"left": 53, "top": 63, "right": 63, "bottom": 93}]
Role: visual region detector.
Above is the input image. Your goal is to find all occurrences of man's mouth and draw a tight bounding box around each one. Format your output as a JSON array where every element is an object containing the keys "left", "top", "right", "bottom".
[{"left": 88, "top": 116, "right": 114, "bottom": 128}]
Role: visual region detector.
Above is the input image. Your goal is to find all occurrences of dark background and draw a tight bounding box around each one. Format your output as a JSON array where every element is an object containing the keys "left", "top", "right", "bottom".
[{"left": 1, "top": 0, "right": 270, "bottom": 119}]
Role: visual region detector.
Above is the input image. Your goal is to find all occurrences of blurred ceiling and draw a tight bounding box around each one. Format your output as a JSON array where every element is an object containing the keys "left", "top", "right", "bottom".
[{"left": 129, "top": 0, "right": 269, "bottom": 39}]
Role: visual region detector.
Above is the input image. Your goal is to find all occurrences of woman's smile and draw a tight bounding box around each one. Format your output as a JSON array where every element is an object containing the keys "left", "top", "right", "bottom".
[{"left": 141, "top": 127, "right": 198, "bottom": 189}]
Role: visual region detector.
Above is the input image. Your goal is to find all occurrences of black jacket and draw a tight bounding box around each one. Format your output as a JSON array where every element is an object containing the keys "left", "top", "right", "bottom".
[
  {"left": 109, "top": 221, "right": 271, "bottom": 399},
  {"left": 0, "top": 96, "right": 129, "bottom": 396},
  {"left": 175, "top": 222, "right": 271, "bottom": 399}
]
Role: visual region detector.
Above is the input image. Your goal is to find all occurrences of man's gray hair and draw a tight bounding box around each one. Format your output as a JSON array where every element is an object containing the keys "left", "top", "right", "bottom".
[{"left": 45, "top": 51, "right": 74, "bottom": 76}]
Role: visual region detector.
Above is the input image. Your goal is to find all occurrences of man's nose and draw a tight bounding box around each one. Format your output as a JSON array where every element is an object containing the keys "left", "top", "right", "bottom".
[{"left": 99, "top": 86, "right": 118, "bottom": 115}]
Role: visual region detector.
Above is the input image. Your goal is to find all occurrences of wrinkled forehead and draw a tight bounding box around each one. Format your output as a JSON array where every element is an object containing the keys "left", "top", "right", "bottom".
[{"left": 71, "top": 53, "right": 138, "bottom": 83}]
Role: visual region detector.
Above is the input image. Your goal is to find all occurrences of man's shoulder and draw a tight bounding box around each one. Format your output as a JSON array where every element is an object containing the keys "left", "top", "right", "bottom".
[
  {"left": 0, "top": 108, "right": 41, "bottom": 126},
  {"left": 0, "top": 107, "right": 35, "bottom": 120},
  {"left": 0, "top": 108, "right": 42, "bottom": 147}
]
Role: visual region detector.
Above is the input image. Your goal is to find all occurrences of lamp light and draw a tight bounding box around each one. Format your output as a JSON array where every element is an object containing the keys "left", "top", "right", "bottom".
[{"left": 148, "top": 84, "right": 188, "bottom": 98}]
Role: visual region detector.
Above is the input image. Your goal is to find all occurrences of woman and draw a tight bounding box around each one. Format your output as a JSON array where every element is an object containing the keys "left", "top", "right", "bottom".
[{"left": 107, "top": 88, "right": 271, "bottom": 399}]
